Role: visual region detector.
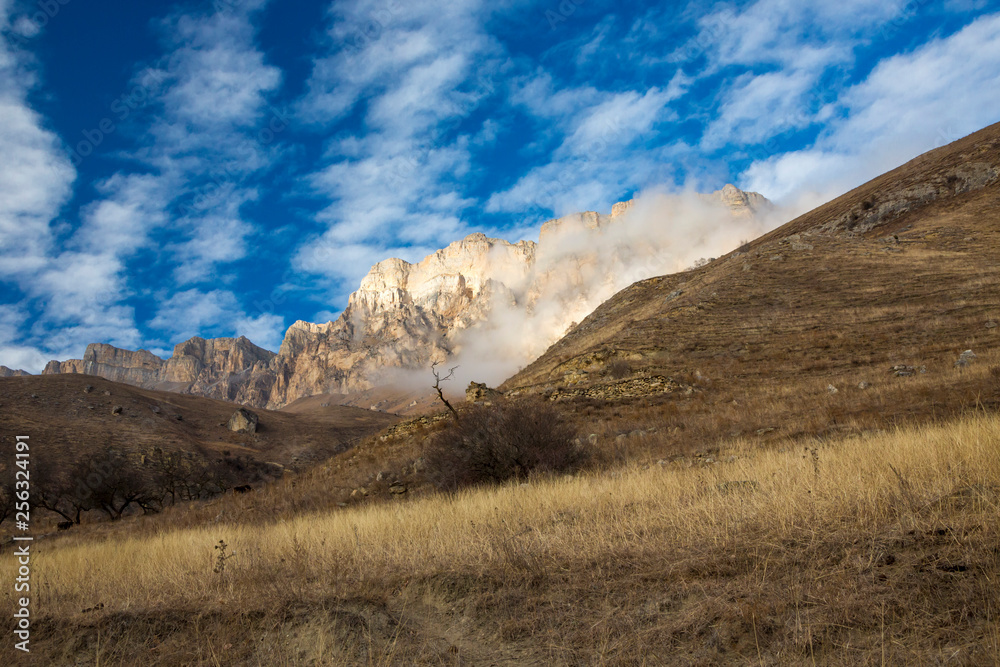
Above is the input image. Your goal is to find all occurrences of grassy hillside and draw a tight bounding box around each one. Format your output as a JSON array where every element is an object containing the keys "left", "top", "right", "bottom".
[{"left": 3, "top": 410, "right": 998, "bottom": 664}]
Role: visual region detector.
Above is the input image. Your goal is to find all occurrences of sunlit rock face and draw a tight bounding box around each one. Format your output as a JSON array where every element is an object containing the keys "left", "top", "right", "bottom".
[{"left": 42, "top": 186, "right": 769, "bottom": 408}]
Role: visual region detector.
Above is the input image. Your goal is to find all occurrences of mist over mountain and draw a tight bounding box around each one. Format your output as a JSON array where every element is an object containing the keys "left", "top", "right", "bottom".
[{"left": 39, "top": 184, "right": 774, "bottom": 408}]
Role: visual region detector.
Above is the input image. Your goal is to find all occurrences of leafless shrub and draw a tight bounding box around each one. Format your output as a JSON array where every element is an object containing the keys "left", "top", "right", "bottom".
[
  {"left": 424, "top": 399, "right": 587, "bottom": 491},
  {"left": 605, "top": 359, "right": 632, "bottom": 380}
]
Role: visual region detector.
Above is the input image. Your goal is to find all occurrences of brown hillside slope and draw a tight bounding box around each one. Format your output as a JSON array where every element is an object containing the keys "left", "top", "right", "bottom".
[
  {"left": 502, "top": 123, "right": 1000, "bottom": 448},
  {"left": 0, "top": 375, "right": 398, "bottom": 496}
]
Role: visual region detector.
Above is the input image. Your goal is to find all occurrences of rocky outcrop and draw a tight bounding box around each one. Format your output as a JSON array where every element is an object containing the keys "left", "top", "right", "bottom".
[
  {"left": 44, "top": 344, "right": 162, "bottom": 385},
  {"left": 0, "top": 366, "right": 30, "bottom": 377},
  {"left": 163, "top": 337, "right": 277, "bottom": 405},
  {"left": 466, "top": 382, "right": 502, "bottom": 404},
  {"left": 42, "top": 337, "right": 276, "bottom": 405},
  {"left": 39, "top": 185, "right": 769, "bottom": 408},
  {"left": 227, "top": 408, "right": 259, "bottom": 434},
  {"left": 43, "top": 359, "right": 86, "bottom": 375},
  {"left": 823, "top": 162, "right": 999, "bottom": 235}
]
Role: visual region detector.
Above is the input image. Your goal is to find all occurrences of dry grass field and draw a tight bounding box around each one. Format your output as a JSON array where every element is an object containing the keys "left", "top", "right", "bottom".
[{"left": 2, "top": 409, "right": 998, "bottom": 664}]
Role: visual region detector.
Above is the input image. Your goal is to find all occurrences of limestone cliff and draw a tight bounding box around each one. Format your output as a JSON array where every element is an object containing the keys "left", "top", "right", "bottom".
[
  {"left": 41, "top": 185, "right": 769, "bottom": 408},
  {"left": 43, "top": 337, "right": 276, "bottom": 404}
]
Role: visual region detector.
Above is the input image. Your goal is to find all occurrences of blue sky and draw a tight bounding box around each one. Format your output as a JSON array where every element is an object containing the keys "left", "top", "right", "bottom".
[{"left": 0, "top": 0, "right": 998, "bottom": 371}]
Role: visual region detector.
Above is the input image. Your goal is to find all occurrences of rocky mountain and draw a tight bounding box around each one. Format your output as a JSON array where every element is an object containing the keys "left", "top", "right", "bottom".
[
  {"left": 40, "top": 185, "right": 770, "bottom": 409},
  {"left": 43, "top": 337, "right": 277, "bottom": 406},
  {"left": 0, "top": 365, "right": 30, "bottom": 377}
]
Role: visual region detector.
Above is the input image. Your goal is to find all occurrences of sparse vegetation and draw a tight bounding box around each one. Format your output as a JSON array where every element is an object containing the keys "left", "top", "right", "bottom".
[
  {"left": 4, "top": 412, "right": 999, "bottom": 664},
  {"left": 604, "top": 358, "right": 632, "bottom": 379},
  {"left": 423, "top": 398, "right": 586, "bottom": 491}
]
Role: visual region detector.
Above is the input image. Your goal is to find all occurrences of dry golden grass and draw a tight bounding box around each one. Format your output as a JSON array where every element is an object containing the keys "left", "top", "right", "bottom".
[{"left": 4, "top": 410, "right": 999, "bottom": 664}]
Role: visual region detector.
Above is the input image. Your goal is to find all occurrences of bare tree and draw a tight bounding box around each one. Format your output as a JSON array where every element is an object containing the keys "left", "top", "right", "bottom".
[
  {"left": 88, "top": 450, "right": 158, "bottom": 520},
  {"left": 32, "top": 454, "right": 94, "bottom": 525},
  {"left": 431, "top": 362, "right": 461, "bottom": 422}
]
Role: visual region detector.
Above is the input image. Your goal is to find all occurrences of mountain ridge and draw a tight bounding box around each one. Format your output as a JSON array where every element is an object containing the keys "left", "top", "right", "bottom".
[{"left": 37, "top": 185, "right": 769, "bottom": 409}]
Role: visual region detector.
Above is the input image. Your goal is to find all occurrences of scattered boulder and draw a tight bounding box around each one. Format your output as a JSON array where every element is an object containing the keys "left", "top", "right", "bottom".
[
  {"left": 150, "top": 405, "right": 161, "bottom": 414},
  {"left": 955, "top": 349, "right": 977, "bottom": 369},
  {"left": 227, "top": 408, "right": 259, "bottom": 434},
  {"left": 83, "top": 385, "right": 94, "bottom": 394},
  {"left": 466, "top": 381, "right": 502, "bottom": 404},
  {"left": 111, "top": 405, "right": 123, "bottom": 415},
  {"left": 827, "top": 384, "right": 838, "bottom": 394},
  {"left": 858, "top": 381, "right": 871, "bottom": 390},
  {"left": 890, "top": 365, "right": 918, "bottom": 377},
  {"left": 389, "top": 483, "right": 407, "bottom": 495},
  {"left": 986, "top": 321, "right": 998, "bottom": 329}
]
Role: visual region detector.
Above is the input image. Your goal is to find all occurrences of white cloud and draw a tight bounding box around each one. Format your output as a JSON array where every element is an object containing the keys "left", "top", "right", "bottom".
[
  {"left": 683, "top": 0, "right": 914, "bottom": 151},
  {"left": 561, "top": 87, "right": 678, "bottom": 155},
  {"left": 234, "top": 312, "right": 285, "bottom": 351},
  {"left": 0, "top": 304, "right": 48, "bottom": 372},
  {"left": 741, "top": 12, "right": 1000, "bottom": 204},
  {"left": 149, "top": 289, "right": 237, "bottom": 340},
  {"left": 296, "top": 0, "right": 507, "bottom": 291},
  {"left": 149, "top": 288, "right": 284, "bottom": 352},
  {"left": 0, "top": 1, "right": 285, "bottom": 366},
  {"left": 486, "top": 83, "right": 685, "bottom": 215},
  {"left": 0, "top": 17, "right": 76, "bottom": 281},
  {"left": 701, "top": 68, "right": 820, "bottom": 150},
  {"left": 687, "top": 0, "right": 908, "bottom": 70}
]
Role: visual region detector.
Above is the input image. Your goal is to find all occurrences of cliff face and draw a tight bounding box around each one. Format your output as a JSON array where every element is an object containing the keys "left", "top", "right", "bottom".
[
  {"left": 41, "top": 185, "right": 769, "bottom": 408},
  {"left": 43, "top": 337, "right": 276, "bottom": 404},
  {"left": 0, "top": 366, "right": 31, "bottom": 377}
]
